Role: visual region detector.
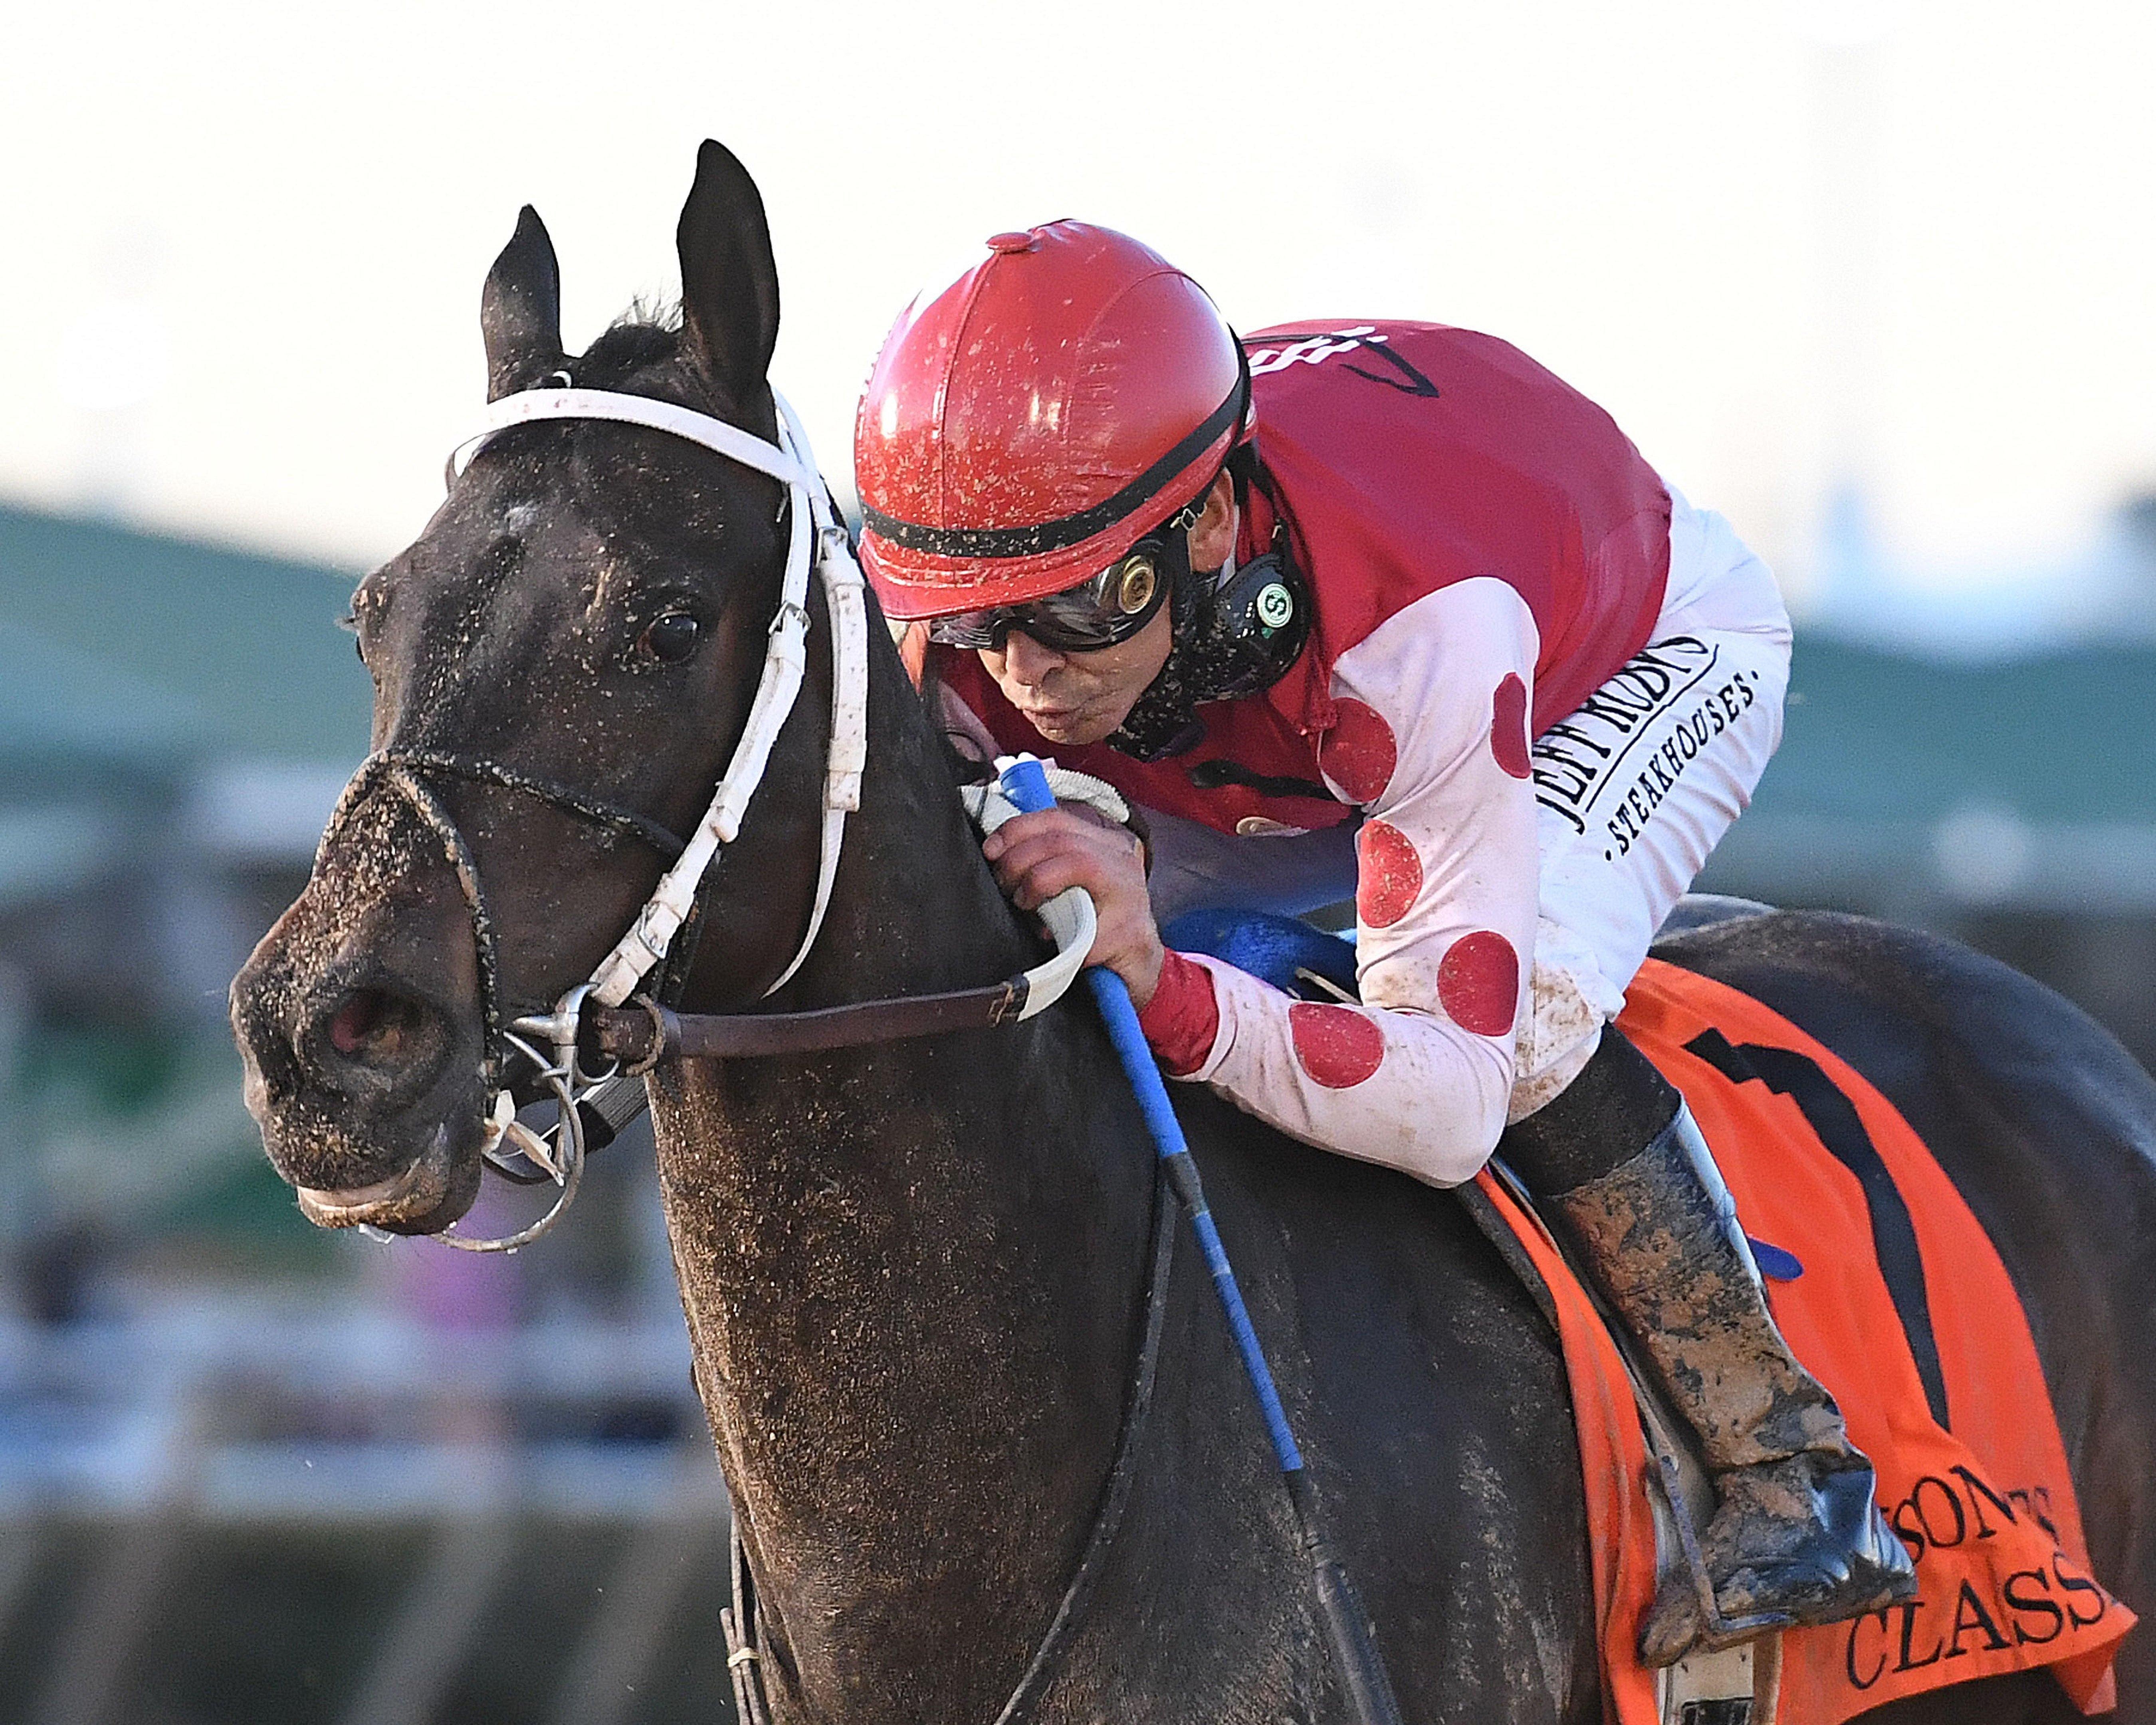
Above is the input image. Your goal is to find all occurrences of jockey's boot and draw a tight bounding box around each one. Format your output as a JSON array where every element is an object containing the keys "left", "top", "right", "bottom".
[{"left": 1502, "top": 1029, "right": 1917, "bottom": 1668}]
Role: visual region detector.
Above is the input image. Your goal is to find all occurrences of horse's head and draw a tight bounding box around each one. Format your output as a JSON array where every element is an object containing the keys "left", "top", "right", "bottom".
[{"left": 231, "top": 141, "right": 834, "bottom": 1236}]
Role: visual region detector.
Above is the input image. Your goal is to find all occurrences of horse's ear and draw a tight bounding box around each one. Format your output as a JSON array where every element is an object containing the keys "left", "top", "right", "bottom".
[
  {"left": 676, "top": 140, "right": 780, "bottom": 408},
  {"left": 480, "top": 206, "right": 564, "bottom": 401}
]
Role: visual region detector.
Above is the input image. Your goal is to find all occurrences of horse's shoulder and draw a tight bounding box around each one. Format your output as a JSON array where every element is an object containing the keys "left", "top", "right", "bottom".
[
  {"left": 1172, "top": 1081, "right": 1597, "bottom": 1712},
  {"left": 1179, "top": 1079, "right": 1575, "bottom": 1473}
]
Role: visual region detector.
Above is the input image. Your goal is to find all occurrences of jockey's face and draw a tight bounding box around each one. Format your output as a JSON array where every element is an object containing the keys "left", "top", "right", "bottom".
[
  {"left": 979, "top": 472, "right": 1236, "bottom": 748},
  {"left": 983, "top": 602, "right": 1173, "bottom": 747}
]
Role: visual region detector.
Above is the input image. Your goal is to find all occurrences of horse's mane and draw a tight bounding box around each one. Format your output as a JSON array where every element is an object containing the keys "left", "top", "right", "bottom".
[
  {"left": 916, "top": 648, "right": 997, "bottom": 787},
  {"left": 577, "top": 300, "right": 982, "bottom": 780},
  {"left": 573, "top": 301, "right": 686, "bottom": 387}
]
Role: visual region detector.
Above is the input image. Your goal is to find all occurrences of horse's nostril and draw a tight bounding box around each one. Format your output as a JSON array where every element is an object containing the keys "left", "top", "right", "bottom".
[{"left": 327, "top": 988, "right": 412, "bottom": 1060}]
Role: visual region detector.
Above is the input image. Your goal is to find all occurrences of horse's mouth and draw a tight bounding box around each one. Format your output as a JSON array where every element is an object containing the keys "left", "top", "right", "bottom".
[{"left": 294, "top": 1122, "right": 471, "bottom": 1232}]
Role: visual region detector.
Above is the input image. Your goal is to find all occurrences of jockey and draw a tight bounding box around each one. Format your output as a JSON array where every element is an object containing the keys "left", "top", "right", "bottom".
[{"left": 853, "top": 222, "right": 1914, "bottom": 1664}]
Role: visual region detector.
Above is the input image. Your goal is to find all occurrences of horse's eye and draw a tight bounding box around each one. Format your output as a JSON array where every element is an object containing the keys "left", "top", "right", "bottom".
[{"left": 639, "top": 612, "right": 702, "bottom": 664}]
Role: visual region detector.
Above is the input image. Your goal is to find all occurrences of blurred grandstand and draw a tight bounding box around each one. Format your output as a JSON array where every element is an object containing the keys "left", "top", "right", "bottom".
[
  {"left": 0, "top": 496, "right": 2151, "bottom": 1722},
  {"left": 0, "top": 505, "right": 727, "bottom": 1723}
]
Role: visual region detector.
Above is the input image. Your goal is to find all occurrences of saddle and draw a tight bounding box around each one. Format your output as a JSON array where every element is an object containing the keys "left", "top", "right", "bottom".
[{"left": 1165, "top": 909, "right": 2136, "bottom": 1725}]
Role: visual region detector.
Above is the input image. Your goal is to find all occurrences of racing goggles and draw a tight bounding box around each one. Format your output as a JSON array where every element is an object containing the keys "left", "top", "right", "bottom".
[{"left": 927, "top": 543, "right": 1175, "bottom": 653}]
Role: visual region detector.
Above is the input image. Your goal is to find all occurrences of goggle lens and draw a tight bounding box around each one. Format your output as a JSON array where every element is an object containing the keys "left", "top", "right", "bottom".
[{"left": 928, "top": 548, "right": 1166, "bottom": 653}]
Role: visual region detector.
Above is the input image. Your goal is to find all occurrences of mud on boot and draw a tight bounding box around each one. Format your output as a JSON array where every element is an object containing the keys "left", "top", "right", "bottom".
[
  {"left": 1637, "top": 1448, "right": 1918, "bottom": 1664},
  {"left": 1503, "top": 1031, "right": 1917, "bottom": 1667}
]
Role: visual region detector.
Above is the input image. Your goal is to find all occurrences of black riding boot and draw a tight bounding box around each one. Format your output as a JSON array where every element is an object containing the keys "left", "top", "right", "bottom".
[{"left": 1502, "top": 1030, "right": 1917, "bottom": 1667}]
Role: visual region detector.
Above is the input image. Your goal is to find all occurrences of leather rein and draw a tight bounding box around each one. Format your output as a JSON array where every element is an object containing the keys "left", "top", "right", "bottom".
[{"left": 321, "top": 749, "right": 1059, "bottom": 1069}]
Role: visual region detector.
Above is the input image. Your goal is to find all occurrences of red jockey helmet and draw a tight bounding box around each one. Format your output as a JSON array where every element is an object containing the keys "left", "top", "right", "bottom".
[{"left": 854, "top": 221, "right": 1250, "bottom": 619}]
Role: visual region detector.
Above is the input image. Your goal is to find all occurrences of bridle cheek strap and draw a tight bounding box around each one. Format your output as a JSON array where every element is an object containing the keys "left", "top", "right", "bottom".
[
  {"left": 451, "top": 387, "right": 870, "bottom": 1010},
  {"left": 766, "top": 399, "right": 871, "bottom": 997}
]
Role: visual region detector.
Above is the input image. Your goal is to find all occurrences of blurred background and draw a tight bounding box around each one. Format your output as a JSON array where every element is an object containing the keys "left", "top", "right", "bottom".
[{"left": 1, "top": 0, "right": 2151, "bottom": 1719}]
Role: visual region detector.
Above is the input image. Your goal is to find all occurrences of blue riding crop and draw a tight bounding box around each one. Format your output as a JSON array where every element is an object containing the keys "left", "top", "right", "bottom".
[{"left": 997, "top": 756, "right": 1404, "bottom": 1725}]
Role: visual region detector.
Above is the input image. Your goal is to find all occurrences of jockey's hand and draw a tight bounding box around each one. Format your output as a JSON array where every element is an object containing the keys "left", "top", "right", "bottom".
[{"left": 981, "top": 807, "right": 1164, "bottom": 1009}]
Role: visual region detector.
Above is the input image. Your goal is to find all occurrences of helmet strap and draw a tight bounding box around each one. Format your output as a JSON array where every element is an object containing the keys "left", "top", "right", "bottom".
[{"left": 1107, "top": 520, "right": 1310, "bottom": 764}]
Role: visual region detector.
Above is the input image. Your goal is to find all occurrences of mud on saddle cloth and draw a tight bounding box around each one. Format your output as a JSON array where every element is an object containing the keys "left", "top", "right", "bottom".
[{"left": 1500, "top": 958, "right": 2137, "bottom": 1725}]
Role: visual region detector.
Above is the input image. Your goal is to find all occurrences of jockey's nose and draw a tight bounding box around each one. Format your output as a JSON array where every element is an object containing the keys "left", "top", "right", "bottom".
[{"left": 1000, "top": 629, "right": 1066, "bottom": 684}]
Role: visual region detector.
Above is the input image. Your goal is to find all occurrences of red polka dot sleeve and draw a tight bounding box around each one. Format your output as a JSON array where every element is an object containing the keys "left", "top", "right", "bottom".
[{"left": 1154, "top": 579, "right": 1540, "bottom": 1187}]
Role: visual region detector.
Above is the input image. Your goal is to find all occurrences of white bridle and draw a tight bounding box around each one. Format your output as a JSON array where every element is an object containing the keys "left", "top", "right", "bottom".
[
  {"left": 423, "top": 383, "right": 869, "bottom": 1251},
  {"left": 327, "top": 381, "right": 1100, "bottom": 1255},
  {"left": 450, "top": 385, "right": 872, "bottom": 1011}
]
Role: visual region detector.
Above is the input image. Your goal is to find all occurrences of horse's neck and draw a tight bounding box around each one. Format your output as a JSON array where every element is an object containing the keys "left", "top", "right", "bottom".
[{"left": 652, "top": 646, "right": 1156, "bottom": 1720}]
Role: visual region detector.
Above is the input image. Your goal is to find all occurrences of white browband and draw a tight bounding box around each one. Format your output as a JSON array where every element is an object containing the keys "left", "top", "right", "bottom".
[
  {"left": 454, "top": 385, "right": 871, "bottom": 1011},
  {"left": 448, "top": 388, "right": 816, "bottom": 494}
]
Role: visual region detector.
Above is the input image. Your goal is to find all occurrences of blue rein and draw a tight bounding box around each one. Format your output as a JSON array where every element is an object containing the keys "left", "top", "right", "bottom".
[{"left": 996, "top": 756, "right": 1403, "bottom": 1725}]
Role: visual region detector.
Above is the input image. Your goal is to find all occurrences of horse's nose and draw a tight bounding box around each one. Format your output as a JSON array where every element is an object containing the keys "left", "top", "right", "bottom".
[
  {"left": 233, "top": 933, "right": 464, "bottom": 1120},
  {"left": 298, "top": 978, "right": 460, "bottom": 1106}
]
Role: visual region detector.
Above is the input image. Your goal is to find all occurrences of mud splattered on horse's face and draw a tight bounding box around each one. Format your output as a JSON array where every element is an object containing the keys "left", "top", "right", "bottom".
[
  {"left": 231, "top": 785, "right": 490, "bottom": 1231},
  {"left": 233, "top": 392, "right": 789, "bottom": 1236},
  {"left": 233, "top": 156, "right": 802, "bottom": 1236}
]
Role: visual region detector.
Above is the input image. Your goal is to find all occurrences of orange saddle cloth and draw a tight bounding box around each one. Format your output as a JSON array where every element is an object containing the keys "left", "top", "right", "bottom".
[{"left": 1480, "top": 957, "right": 2137, "bottom": 1725}]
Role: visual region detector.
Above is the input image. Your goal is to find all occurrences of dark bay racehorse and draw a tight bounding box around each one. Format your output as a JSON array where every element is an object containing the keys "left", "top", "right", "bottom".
[{"left": 230, "top": 142, "right": 2156, "bottom": 1723}]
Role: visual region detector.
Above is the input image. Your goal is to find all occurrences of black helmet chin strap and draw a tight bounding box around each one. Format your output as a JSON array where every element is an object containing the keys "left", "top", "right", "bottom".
[{"left": 1106, "top": 503, "right": 1312, "bottom": 764}]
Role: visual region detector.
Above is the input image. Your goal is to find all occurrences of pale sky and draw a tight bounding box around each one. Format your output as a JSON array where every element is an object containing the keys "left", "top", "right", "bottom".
[{"left": 4, "top": 0, "right": 2152, "bottom": 618}]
